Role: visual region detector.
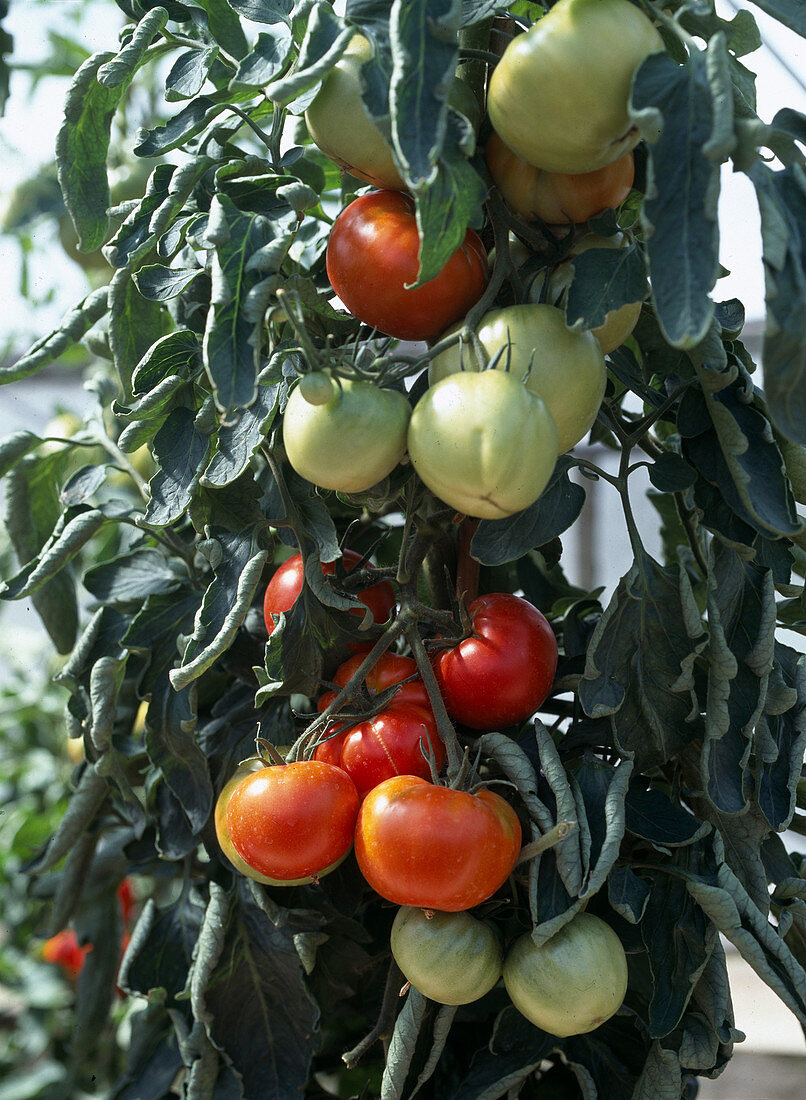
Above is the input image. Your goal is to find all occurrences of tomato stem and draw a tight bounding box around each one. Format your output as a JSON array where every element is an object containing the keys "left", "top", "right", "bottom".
[
  {"left": 405, "top": 625, "right": 464, "bottom": 780},
  {"left": 516, "top": 821, "right": 577, "bottom": 866},
  {"left": 342, "top": 958, "right": 405, "bottom": 1068}
]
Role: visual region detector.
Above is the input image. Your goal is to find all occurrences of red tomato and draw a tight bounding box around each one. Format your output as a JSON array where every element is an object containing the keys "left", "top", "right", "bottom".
[
  {"left": 262, "top": 549, "right": 395, "bottom": 642},
  {"left": 226, "top": 761, "right": 359, "bottom": 882},
  {"left": 317, "top": 652, "right": 431, "bottom": 714},
  {"left": 315, "top": 703, "right": 446, "bottom": 799},
  {"left": 41, "top": 928, "right": 91, "bottom": 980},
  {"left": 326, "top": 190, "right": 488, "bottom": 341},
  {"left": 433, "top": 593, "right": 558, "bottom": 730},
  {"left": 355, "top": 775, "right": 522, "bottom": 911}
]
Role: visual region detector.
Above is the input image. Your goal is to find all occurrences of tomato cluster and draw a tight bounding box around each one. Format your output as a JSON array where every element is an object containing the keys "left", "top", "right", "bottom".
[{"left": 281, "top": 1, "right": 655, "bottom": 517}]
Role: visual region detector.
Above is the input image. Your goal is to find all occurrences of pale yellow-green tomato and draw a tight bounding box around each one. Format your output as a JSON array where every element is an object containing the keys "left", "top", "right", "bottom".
[
  {"left": 305, "top": 36, "right": 405, "bottom": 190},
  {"left": 429, "top": 304, "right": 606, "bottom": 454},
  {"left": 487, "top": 0, "right": 663, "bottom": 174},
  {"left": 503, "top": 912, "right": 628, "bottom": 1037},
  {"left": 408, "top": 369, "right": 559, "bottom": 520},
  {"left": 283, "top": 377, "right": 411, "bottom": 494},
  {"left": 305, "top": 36, "right": 482, "bottom": 191},
  {"left": 539, "top": 232, "right": 644, "bottom": 355}
]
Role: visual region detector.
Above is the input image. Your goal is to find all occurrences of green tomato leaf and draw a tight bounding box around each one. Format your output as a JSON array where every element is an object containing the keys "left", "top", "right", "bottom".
[
  {"left": 227, "top": 0, "right": 294, "bottom": 25},
  {"left": 164, "top": 47, "right": 215, "bottom": 100},
  {"left": 203, "top": 194, "right": 284, "bottom": 416},
  {"left": 134, "top": 96, "right": 222, "bottom": 156},
  {"left": 686, "top": 849, "right": 806, "bottom": 1026},
  {"left": 580, "top": 552, "right": 707, "bottom": 770},
  {"left": 471, "top": 457, "right": 586, "bottom": 567},
  {"left": 631, "top": 48, "right": 725, "bottom": 348},
  {"left": 265, "top": 3, "right": 353, "bottom": 110},
  {"left": 193, "top": 881, "right": 322, "bottom": 1098},
  {"left": 625, "top": 786, "right": 711, "bottom": 852},
  {"left": 170, "top": 529, "right": 268, "bottom": 691},
  {"left": 642, "top": 870, "right": 716, "bottom": 1038},
  {"left": 230, "top": 27, "right": 294, "bottom": 89},
  {"left": 143, "top": 406, "right": 213, "bottom": 529},
  {"left": 564, "top": 243, "right": 648, "bottom": 334},
  {"left": 750, "top": 162, "right": 806, "bottom": 445},
  {"left": 411, "top": 115, "right": 487, "bottom": 286},
  {"left": 755, "top": 642, "right": 806, "bottom": 832},
  {"left": 746, "top": 0, "right": 806, "bottom": 37},
  {"left": 648, "top": 451, "right": 697, "bottom": 493},
  {"left": 84, "top": 548, "right": 185, "bottom": 603},
  {"left": 131, "top": 329, "right": 203, "bottom": 395},
  {"left": 390, "top": 0, "right": 458, "bottom": 188},
  {"left": 447, "top": 1007, "right": 553, "bottom": 1100},
  {"left": 381, "top": 989, "right": 429, "bottom": 1100},
  {"left": 682, "top": 350, "right": 801, "bottom": 540},
  {"left": 2, "top": 452, "right": 79, "bottom": 653},
  {"left": 608, "top": 865, "right": 651, "bottom": 924},
  {"left": 202, "top": 380, "right": 281, "bottom": 488},
  {"left": 702, "top": 541, "right": 776, "bottom": 815},
  {"left": 108, "top": 271, "right": 174, "bottom": 401},
  {"left": 0, "top": 288, "right": 109, "bottom": 386}
]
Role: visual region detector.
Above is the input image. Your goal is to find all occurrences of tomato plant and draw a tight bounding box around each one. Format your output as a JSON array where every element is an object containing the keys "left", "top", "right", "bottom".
[
  {"left": 487, "top": 0, "right": 663, "bottom": 173},
  {"left": 503, "top": 912, "right": 629, "bottom": 1037},
  {"left": 326, "top": 190, "right": 488, "bottom": 341},
  {"left": 226, "top": 761, "right": 360, "bottom": 882},
  {"left": 390, "top": 907, "right": 503, "bottom": 1005},
  {"left": 486, "top": 132, "right": 635, "bottom": 225},
  {"left": 408, "top": 369, "right": 559, "bottom": 518},
  {"left": 429, "top": 303, "right": 607, "bottom": 454},
  {"left": 434, "top": 593, "right": 558, "bottom": 730},
  {"left": 354, "top": 776, "right": 522, "bottom": 910},
  {"left": 4, "top": 1, "right": 806, "bottom": 1096},
  {"left": 282, "top": 375, "right": 411, "bottom": 493}
]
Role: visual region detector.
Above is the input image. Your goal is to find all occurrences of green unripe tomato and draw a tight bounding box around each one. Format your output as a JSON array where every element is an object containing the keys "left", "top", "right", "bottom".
[
  {"left": 305, "top": 36, "right": 405, "bottom": 190},
  {"left": 408, "top": 369, "right": 559, "bottom": 519},
  {"left": 298, "top": 371, "right": 335, "bottom": 406},
  {"left": 538, "top": 233, "right": 644, "bottom": 355},
  {"left": 390, "top": 907, "right": 503, "bottom": 1006},
  {"left": 283, "top": 377, "right": 411, "bottom": 493},
  {"left": 305, "top": 35, "right": 482, "bottom": 191},
  {"left": 503, "top": 912, "right": 628, "bottom": 1037},
  {"left": 429, "top": 304, "right": 606, "bottom": 454},
  {"left": 488, "top": 0, "right": 663, "bottom": 174}
]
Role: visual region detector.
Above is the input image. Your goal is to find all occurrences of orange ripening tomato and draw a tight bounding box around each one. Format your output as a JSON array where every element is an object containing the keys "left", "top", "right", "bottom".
[
  {"left": 355, "top": 775, "right": 522, "bottom": 910},
  {"left": 226, "top": 761, "right": 360, "bottom": 882},
  {"left": 486, "top": 132, "right": 634, "bottom": 226},
  {"left": 326, "top": 190, "right": 488, "bottom": 341}
]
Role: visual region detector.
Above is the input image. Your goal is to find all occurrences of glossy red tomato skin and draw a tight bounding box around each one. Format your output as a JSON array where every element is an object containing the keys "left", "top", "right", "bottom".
[
  {"left": 355, "top": 776, "right": 522, "bottom": 911},
  {"left": 226, "top": 761, "right": 359, "bottom": 881},
  {"left": 326, "top": 190, "right": 488, "bottom": 341},
  {"left": 318, "top": 653, "right": 431, "bottom": 714},
  {"left": 316, "top": 704, "right": 445, "bottom": 799},
  {"left": 434, "top": 593, "right": 558, "bottom": 730},
  {"left": 262, "top": 550, "right": 395, "bottom": 640}
]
